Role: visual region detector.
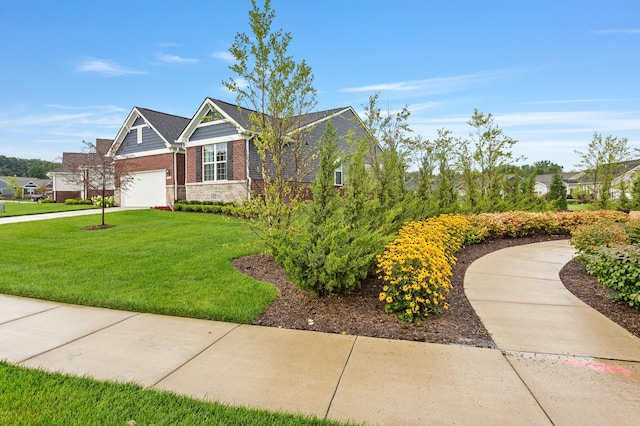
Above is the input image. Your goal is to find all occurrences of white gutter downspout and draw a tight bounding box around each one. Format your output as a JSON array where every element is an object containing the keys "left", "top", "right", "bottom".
[
  {"left": 245, "top": 137, "right": 252, "bottom": 201},
  {"left": 173, "top": 147, "right": 178, "bottom": 205}
]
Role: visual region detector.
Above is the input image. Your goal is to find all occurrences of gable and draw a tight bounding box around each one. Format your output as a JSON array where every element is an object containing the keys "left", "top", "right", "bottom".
[
  {"left": 180, "top": 98, "right": 246, "bottom": 146},
  {"left": 116, "top": 119, "right": 166, "bottom": 156},
  {"left": 110, "top": 107, "right": 189, "bottom": 158}
]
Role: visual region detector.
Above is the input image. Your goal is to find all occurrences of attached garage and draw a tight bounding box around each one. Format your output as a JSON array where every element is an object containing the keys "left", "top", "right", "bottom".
[{"left": 120, "top": 170, "right": 167, "bottom": 207}]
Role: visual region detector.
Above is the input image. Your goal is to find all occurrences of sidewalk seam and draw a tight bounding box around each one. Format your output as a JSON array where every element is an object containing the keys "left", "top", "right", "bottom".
[
  {"left": 0, "top": 304, "right": 61, "bottom": 326},
  {"left": 149, "top": 323, "right": 243, "bottom": 388},
  {"left": 324, "top": 335, "right": 358, "bottom": 420},
  {"left": 17, "top": 312, "right": 140, "bottom": 364},
  {"left": 502, "top": 352, "right": 555, "bottom": 425}
]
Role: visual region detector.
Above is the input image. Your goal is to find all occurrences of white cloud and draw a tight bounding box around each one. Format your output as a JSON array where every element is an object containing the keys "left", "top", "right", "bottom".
[
  {"left": 593, "top": 28, "right": 640, "bottom": 35},
  {"left": 211, "top": 51, "right": 235, "bottom": 62},
  {"left": 340, "top": 72, "right": 502, "bottom": 95},
  {"left": 76, "top": 59, "right": 145, "bottom": 76},
  {"left": 523, "top": 98, "right": 640, "bottom": 105},
  {"left": 157, "top": 54, "right": 199, "bottom": 64}
]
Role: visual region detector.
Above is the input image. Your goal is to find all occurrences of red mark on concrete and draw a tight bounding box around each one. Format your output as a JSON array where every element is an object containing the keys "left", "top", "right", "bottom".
[{"left": 565, "top": 359, "right": 632, "bottom": 377}]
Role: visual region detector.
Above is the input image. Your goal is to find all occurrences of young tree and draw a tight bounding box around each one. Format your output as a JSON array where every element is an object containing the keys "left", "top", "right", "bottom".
[
  {"left": 276, "top": 121, "right": 382, "bottom": 295},
  {"left": 64, "top": 140, "right": 132, "bottom": 227},
  {"left": 224, "top": 0, "right": 317, "bottom": 239},
  {"left": 574, "top": 132, "right": 637, "bottom": 209},
  {"left": 362, "top": 93, "right": 414, "bottom": 211},
  {"left": 6, "top": 175, "right": 20, "bottom": 199},
  {"left": 631, "top": 173, "right": 640, "bottom": 210},
  {"left": 467, "top": 109, "right": 521, "bottom": 204},
  {"left": 548, "top": 172, "right": 568, "bottom": 210}
]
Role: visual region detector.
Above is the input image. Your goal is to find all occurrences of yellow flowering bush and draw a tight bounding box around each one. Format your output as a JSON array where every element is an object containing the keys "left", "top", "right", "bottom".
[{"left": 377, "top": 215, "right": 470, "bottom": 322}]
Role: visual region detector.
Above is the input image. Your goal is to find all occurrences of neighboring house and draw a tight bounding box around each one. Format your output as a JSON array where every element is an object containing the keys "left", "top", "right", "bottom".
[
  {"left": 108, "top": 108, "right": 190, "bottom": 207},
  {"left": 569, "top": 159, "right": 640, "bottom": 200},
  {"left": 534, "top": 173, "right": 578, "bottom": 197},
  {"left": 47, "top": 139, "right": 115, "bottom": 203},
  {"left": 0, "top": 176, "right": 52, "bottom": 199},
  {"left": 109, "top": 98, "right": 373, "bottom": 206}
]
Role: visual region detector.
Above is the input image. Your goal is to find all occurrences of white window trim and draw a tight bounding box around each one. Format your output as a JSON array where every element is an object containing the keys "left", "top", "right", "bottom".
[
  {"left": 203, "top": 143, "right": 228, "bottom": 182},
  {"left": 334, "top": 164, "right": 344, "bottom": 186}
]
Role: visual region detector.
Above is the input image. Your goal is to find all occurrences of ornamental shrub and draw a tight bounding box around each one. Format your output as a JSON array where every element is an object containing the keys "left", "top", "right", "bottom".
[
  {"left": 579, "top": 246, "right": 640, "bottom": 308},
  {"left": 465, "top": 210, "right": 629, "bottom": 243},
  {"left": 377, "top": 215, "right": 470, "bottom": 322},
  {"left": 91, "top": 195, "right": 114, "bottom": 207},
  {"left": 65, "top": 198, "right": 93, "bottom": 205},
  {"left": 570, "top": 221, "right": 629, "bottom": 253}
]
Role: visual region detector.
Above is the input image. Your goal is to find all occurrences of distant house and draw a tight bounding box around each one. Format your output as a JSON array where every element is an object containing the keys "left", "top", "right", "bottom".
[
  {"left": 47, "top": 139, "right": 115, "bottom": 203},
  {"left": 108, "top": 98, "right": 373, "bottom": 207},
  {"left": 0, "top": 176, "right": 52, "bottom": 199},
  {"left": 568, "top": 159, "right": 640, "bottom": 200},
  {"left": 534, "top": 173, "right": 579, "bottom": 197}
]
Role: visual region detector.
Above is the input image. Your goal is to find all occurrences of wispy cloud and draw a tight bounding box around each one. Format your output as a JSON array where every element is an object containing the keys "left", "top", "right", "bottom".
[
  {"left": 76, "top": 58, "right": 145, "bottom": 76},
  {"left": 523, "top": 98, "right": 640, "bottom": 105},
  {"left": 0, "top": 104, "right": 126, "bottom": 139},
  {"left": 211, "top": 51, "right": 235, "bottom": 62},
  {"left": 593, "top": 28, "right": 640, "bottom": 35},
  {"left": 157, "top": 54, "right": 199, "bottom": 64},
  {"left": 340, "top": 72, "right": 502, "bottom": 95}
]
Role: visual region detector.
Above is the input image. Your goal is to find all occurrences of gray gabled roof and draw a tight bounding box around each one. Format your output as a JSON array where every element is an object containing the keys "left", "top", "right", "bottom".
[
  {"left": 136, "top": 108, "right": 190, "bottom": 146},
  {"left": 206, "top": 97, "right": 350, "bottom": 134}
]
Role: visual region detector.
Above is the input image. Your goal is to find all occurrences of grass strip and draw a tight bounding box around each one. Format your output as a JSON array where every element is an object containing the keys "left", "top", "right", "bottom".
[{"left": 0, "top": 362, "right": 350, "bottom": 425}]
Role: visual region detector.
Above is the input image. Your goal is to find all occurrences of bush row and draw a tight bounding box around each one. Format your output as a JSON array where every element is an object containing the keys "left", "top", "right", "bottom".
[
  {"left": 571, "top": 218, "right": 640, "bottom": 308},
  {"left": 64, "top": 198, "right": 93, "bottom": 205},
  {"left": 464, "top": 210, "right": 629, "bottom": 242},
  {"left": 173, "top": 201, "right": 260, "bottom": 219}
]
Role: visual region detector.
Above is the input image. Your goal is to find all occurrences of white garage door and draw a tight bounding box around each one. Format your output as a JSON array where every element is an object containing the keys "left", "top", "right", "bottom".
[{"left": 121, "top": 170, "right": 167, "bottom": 207}]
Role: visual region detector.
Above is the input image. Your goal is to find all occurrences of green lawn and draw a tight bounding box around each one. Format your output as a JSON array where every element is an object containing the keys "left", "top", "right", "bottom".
[
  {"left": 0, "top": 200, "right": 97, "bottom": 217},
  {"left": 0, "top": 209, "right": 277, "bottom": 323},
  {"left": 0, "top": 362, "right": 347, "bottom": 425},
  {"left": 567, "top": 203, "right": 594, "bottom": 211}
]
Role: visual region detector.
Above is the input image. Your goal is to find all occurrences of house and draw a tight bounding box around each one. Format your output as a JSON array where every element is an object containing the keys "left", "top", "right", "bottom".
[
  {"left": 109, "top": 98, "right": 372, "bottom": 207},
  {"left": 107, "top": 108, "right": 190, "bottom": 207},
  {"left": 47, "top": 139, "right": 115, "bottom": 203},
  {"left": 534, "top": 173, "right": 578, "bottom": 197},
  {"left": 568, "top": 159, "right": 640, "bottom": 200},
  {"left": 0, "top": 176, "right": 52, "bottom": 199}
]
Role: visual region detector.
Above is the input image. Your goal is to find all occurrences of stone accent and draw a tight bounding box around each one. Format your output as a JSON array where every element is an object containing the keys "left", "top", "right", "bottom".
[{"left": 186, "top": 181, "right": 249, "bottom": 203}]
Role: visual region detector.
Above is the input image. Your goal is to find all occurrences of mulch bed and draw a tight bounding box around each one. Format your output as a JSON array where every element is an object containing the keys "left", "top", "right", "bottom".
[{"left": 232, "top": 234, "right": 640, "bottom": 347}]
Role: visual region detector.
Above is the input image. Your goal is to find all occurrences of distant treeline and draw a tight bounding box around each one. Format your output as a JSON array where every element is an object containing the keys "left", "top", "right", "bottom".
[{"left": 0, "top": 155, "right": 61, "bottom": 179}]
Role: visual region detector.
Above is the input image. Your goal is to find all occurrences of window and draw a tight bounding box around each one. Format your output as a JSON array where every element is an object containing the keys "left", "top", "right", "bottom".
[
  {"left": 203, "top": 143, "right": 227, "bottom": 181},
  {"left": 334, "top": 165, "right": 343, "bottom": 186}
]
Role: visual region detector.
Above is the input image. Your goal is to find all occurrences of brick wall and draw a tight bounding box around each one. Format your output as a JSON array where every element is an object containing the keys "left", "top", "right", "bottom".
[{"left": 117, "top": 153, "right": 173, "bottom": 185}]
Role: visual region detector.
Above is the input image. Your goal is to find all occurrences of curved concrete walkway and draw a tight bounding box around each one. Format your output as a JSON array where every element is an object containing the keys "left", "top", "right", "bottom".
[
  {"left": 1, "top": 239, "right": 639, "bottom": 424},
  {"left": 465, "top": 240, "right": 640, "bottom": 425}
]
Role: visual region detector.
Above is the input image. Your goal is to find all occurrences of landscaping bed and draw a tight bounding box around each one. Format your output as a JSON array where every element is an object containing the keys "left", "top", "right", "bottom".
[{"left": 234, "top": 234, "right": 640, "bottom": 347}]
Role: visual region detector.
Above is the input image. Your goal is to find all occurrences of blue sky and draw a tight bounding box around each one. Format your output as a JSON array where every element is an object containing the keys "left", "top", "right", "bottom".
[{"left": 1, "top": 0, "right": 638, "bottom": 171}]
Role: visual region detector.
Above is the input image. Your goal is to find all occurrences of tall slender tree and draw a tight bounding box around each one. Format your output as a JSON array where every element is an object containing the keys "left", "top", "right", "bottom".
[
  {"left": 574, "top": 132, "right": 637, "bottom": 209},
  {"left": 224, "top": 0, "right": 317, "bottom": 239}
]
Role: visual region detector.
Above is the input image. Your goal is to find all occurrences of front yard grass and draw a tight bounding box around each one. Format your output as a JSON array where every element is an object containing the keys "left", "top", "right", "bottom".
[
  {"left": 0, "top": 200, "right": 97, "bottom": 217},
  {"left": 0, "top": 209, "right": 277, "bottom": 323},
  {"left": 0, "top": 362, "right": 344, "bottom": 425}
]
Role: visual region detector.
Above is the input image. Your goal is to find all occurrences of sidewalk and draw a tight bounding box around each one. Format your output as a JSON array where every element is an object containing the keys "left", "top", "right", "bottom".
[
  {"left": 1, "top": 241, "right": 639, "bottom": 425},
  {"left": 0, "top": 206, "right": 133, "bottom": 225}
]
